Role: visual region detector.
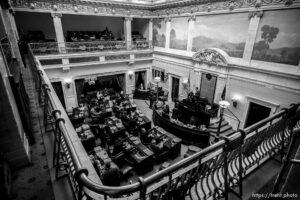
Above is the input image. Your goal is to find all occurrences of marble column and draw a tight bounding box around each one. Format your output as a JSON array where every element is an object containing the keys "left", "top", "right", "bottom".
[
  {"left": 0, "top": 7, "right": 24, "bottom": 68},
  {"left": 187, "top": 15, "right": 196, "bottom": 52},
  {"left": 243, "top": 11, "right": 263, "bottom": 62},
  {"left": 148, "top": 18, "right": 153, "bottom": 47},
  {"left": 168, "top": 74, "right": 172, "bottom": 102},
  {"left": 124, "top": 17, "right": 132, "bottom": 50},
  {"left": 165, "top": 17, "right": 171, "bottom": 49},
  {"left": 51, "top": 12, "right": 66, "bottom": 54}
]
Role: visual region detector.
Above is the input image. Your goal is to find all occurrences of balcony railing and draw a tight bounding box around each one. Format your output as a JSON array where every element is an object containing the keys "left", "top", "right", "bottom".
[
  {"left": 29, "top": 40, "right": 153, "bottom": 56},
  {"left": 28, "top": 48, "right": 300, "bottom": 200}
]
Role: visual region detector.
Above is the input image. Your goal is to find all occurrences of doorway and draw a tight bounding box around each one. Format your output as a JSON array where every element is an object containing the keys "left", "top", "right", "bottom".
[
  {"left": 199, "top": 73, "right": 217, "bottom": 105},
  {"left": 171, "top": 77, "right": 179, "bottom": 101},
  {"left": 51, "top": 81, "right": 66, "bottom": 108},
  {"left": 135, "top": 71, "right": 146, "bottom": 90},
  {"left": 245, "top": 102, "right": 271, "bottom": 128}
]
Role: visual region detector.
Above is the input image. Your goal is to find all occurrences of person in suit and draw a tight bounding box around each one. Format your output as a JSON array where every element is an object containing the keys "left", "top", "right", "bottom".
[
  {"left": 149, "top": 92, "right": 156, "bottom": 109},
  {"left": 101, "top": 161, "right": 122, "bottom": 186},
  {"left": 195, "top": 87, "right": 200, "bottom": 99},
  {"left": 150, "top": 139, "right": 164, "bottom": 155},
  {"left": 120, "top": 90, "right": 125, "bottom": 101}
]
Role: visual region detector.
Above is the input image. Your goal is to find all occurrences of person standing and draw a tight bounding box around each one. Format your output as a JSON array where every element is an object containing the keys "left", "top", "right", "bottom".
[{"left": 149, "top": 92, "right": 155, "bottom": 109}]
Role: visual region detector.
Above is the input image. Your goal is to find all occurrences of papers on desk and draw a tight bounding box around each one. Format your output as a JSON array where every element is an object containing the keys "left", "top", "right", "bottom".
[{"left": 116, "top": 123, "right": 123, "bottom": 129}]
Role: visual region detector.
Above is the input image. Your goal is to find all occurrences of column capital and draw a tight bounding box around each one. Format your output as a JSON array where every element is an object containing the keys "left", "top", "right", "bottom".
[
  {"left": 188, "top": 15, "right": 196, "bottom": 22},
  {"left": 248, "top": 10, "right": 263, "bottom": 19},
  {"left": 51, "top": 12, "right": 63, "bottom": 19},
  {"left": 124, "top": 17, "right": 133, "bottom": 22},
  {"left": 149, "top": 18, "right": 153, "bottom": 22},
  {"left": 164, "top": 17, "right": 171, "bottom": 23}
]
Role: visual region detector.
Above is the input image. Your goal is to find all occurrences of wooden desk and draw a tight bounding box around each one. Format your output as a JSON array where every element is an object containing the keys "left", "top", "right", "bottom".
[
  {"left": 136, "top": 115, "right": 152, "bottom": 131},
  {"left": 105, "top": 116, "right": 126, "bottom": 141},
  {"left": 125, "top": 137, "right": 154, "bottom": 174}
]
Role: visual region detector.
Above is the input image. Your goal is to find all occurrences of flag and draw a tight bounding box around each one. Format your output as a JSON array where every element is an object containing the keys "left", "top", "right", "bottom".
[{"left": 221, "top": 85, "right": 226, "bottom": 100}]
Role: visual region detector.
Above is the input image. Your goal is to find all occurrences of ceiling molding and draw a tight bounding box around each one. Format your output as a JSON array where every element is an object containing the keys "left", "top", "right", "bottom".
[{"left": 11, "top": 0, "right": 299, "bottom": 17}]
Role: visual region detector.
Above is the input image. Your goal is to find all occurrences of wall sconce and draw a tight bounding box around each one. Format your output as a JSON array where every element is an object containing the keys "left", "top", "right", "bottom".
[
  {"left": 128, "top": 70, "right": 134, "bottom": 80},
  {"left": 64, "top": 78, "right": 72, "bottom": 89},
  {"left": 182, "top": 78, "right": 188, "bottom": 85},
  {"left": 232, "top": 97, "right": 238, "bottom": 108}
]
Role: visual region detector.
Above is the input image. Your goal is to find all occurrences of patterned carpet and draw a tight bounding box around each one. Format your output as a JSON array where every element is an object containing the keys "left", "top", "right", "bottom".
[{"left": 10, "top": 62, "right": 54, "bottom": 200}]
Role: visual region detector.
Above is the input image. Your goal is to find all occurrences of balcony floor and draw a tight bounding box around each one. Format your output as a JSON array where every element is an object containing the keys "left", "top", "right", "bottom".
[{"left": 10, "top": 60, "right": 55, "bottom": 200}]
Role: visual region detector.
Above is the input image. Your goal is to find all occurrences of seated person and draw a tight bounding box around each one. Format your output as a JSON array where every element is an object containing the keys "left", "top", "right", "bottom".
[
  {"left": 101, "top": 161, "right": 122, "bottom": 186},
  {"left": 139, "top": 128, "right": 147, "bottom": 141},
  {"left": 112, "top": 138, "right": 123, "bottom": 156},
  {"left": 188, "top": 92, "right": 195, "bottom": 102},
  {"left": 190, "top": 115, "right": 196, "bottom": 126},
  {"left": 150, "top": 138, "right": 164, "bottom": 155},
  {"left": 97, "top": 91, "right": 103, "bottom": 100},
  {"left": 128, "top": 116, "right": 138, "bottom": 131},
  {"left": 163, "top": 105, "right": 170, "bottom": 115},
  {"left": 79, "top": 103, "right": 89, "bottom": 118},
  {"left": 103, "top": 88, "right": 108, "bottom": 96},
  {"left": 90, "top": 106, "right": 101, "bottom": 118},
  {"left": 120, "top": 90, "right": 125, "bottom": 101},
  {"left": 103, "top": 96, "right": 110, "bottom": 108}
]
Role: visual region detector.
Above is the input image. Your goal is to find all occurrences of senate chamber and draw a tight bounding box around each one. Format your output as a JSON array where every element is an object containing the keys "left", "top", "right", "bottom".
[{"left": 0, "top": 0, "right": 300, "bottom": 200}]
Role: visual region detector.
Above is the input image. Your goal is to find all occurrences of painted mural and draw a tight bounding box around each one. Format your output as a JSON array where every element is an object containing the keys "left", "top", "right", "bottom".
[
  {"left": 169, "top": 17, "right": 188, "bottom": 50},
  {"left": 192, "top": 13, "right": 249, "bottom": 58},
  {"left": 252, "top": 9, "right": 300, "bottom": 66},
  {"left": 153, "top": 18, "right": 166, "bottom": 47}
]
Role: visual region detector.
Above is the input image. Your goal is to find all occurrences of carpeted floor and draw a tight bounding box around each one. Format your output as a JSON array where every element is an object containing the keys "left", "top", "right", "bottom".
[{"left": 247, "top": 175, "right": 277, "bottom": 200}]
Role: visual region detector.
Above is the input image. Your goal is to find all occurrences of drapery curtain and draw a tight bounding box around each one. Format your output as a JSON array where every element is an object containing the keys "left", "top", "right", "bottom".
[
  {"left": 116, "top": 74, "right": 125, "bottom": 92},
  {"left": 141, "top": 71, "right": 146, "bottom": 90},
  {"left": 75, "top": 79, "right": 85, "bottom": 105},
  {"left": 135, "top": 72, "right": 138, "bottom": 86},
  {"left": 135, "top": 71, "right": 146, "bottom": 90}
]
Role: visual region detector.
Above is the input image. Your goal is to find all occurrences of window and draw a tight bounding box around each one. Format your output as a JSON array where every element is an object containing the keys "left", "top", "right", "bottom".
[{"left": 152, "top": 68, "right": 165, "bottom": 82}]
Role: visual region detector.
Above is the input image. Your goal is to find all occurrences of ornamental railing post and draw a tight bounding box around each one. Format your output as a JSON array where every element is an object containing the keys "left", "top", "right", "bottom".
[
  {"left": 138, "top": 177, "right": 147, "bottom": 200},
  {"left": 221, "top": 130, "right": 245, "bottom": 200},
  {"left": 74, "top": 169, "right": 89, "bottom": 200}
]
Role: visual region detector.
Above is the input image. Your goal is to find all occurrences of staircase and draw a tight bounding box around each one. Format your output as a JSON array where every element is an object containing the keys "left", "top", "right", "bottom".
[{"left": 208, "top": 119, "right": 236, "bottom": 137}]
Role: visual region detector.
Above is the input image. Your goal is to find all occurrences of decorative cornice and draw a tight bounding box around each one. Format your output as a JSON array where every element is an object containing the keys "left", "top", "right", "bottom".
[
  {"left": 248, "top": 10, "right": 264, "bottom": 19},
  {"left": 11, "top": 0, "right": 299, "bottom": 17},
  {"left": 188, "top": 15, "right": 196, "bottom": 22},
  {"left": 164, "top": 17, "right": 171, "bottom": 22},
  {"left": 51, "top": 12, "right": 62, "bottom": 19},
  {"left": 192, "top": 49, "right": 228, "bottom": 66},
  {"left": 124, "top": 17, "right": 133, "bottom": 21}
]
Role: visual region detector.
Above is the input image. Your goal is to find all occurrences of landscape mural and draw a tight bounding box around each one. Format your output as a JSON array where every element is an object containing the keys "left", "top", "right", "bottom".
[
  {"left": 252, "top": 9, "right": 300, "bottom": 66},
  {"left": 169, "top": 17, "right": 188, "bottom": 50},
  {"left": 192, "top": 13, "right": 249, "bottom": 58},
  {"left": 153, "top": 18, "right": 166, "bottom": 47}
]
